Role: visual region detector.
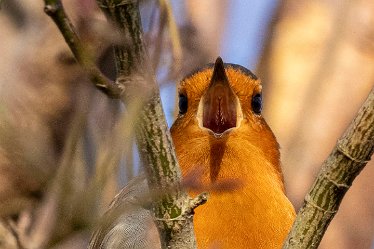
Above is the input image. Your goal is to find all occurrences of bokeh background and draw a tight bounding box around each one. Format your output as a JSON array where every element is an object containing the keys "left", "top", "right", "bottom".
[{"left": 0, "top": 0, "right": 373, "bottom": 248}]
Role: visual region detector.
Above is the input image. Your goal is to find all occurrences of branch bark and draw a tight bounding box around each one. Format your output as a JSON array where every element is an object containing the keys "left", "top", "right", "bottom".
[
  {"left": 44, "top": 0, "right": 205, "bottom": 248},
  {"left": 283, "top": 87, "right": 374, "bottom": 248},
  {"left": 97, "top": 1, "right": 205, "bottom": 246}
]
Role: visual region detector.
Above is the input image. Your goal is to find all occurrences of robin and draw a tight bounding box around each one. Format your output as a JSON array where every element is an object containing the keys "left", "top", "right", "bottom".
[{"left": 89, "top": 57, "right": 295, "bottom": 249}]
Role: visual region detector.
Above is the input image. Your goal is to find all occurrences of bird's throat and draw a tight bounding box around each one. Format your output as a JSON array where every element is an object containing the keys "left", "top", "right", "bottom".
[{"left": 209, "top": 138, "right": 227, "bottom": 182}]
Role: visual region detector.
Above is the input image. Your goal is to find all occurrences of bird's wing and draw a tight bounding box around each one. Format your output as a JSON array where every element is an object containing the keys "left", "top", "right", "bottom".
[{"left": 88, "top": 174, "right": 161, "bottom": 249}]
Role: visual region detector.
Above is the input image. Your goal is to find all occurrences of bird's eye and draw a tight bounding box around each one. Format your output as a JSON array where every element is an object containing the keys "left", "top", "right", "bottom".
[
  {"left": 252, "top": 93, "right": 262, "bottom": 114},
  {"left": 179, "top": 94, "right": 188, "bottom": 115}
]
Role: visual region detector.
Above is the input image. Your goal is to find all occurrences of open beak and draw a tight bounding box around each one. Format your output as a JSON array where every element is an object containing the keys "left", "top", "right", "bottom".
[{"left": 197, "top": 57, "right": 241, "bottom": 136}]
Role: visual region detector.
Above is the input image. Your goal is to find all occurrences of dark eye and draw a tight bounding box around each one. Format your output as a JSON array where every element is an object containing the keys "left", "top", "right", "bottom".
[
  {"left": 179, "top": 94, "right": 188, "bottom": 114},
  {"left": 252, "top": 93, "right": 262, "bottom": 114}
]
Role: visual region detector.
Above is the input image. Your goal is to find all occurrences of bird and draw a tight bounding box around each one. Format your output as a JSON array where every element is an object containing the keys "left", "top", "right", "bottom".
[
  {"left": 89, "top": 57, "right": 295, "bottom": 249},
  {"left": 171, "top": 57, "right": 295, "bottom": 248}
]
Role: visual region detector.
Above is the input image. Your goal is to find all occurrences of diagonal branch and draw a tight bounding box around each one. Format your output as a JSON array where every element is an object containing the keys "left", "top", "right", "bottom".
[
  {"left": 44, "top": 0, "right": 123, "bottom": 98},
  {"left": 283, "top": 87, "right": 374, "bottom": 249}
]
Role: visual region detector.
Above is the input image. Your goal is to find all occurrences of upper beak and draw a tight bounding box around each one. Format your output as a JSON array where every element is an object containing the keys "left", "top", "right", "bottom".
[{"left": 200, "top": 57, "right": 239, "bottom": 135}]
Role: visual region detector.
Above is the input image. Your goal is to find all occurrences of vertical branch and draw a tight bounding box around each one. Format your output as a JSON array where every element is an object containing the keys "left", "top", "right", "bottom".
[
  {"left": 44, "top": 0, "right": 206, "bottom": 246},
  {"left": 283, "top": 88, "right": 374, "bottom": 248},
  {"left": 96, "top": 0, "right": 206, "bottom": 248},
  {"left": 98, "top": 1, "right": 146, "bottom": 76}
]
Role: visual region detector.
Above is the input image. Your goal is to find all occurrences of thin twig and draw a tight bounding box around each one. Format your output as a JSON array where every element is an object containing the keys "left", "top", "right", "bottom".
[
  {"left": 159, "top": 0, "right": 183, "bottom": 74},
  {"left": 43, "top": 0, "right": 123, "bottom": 98}
]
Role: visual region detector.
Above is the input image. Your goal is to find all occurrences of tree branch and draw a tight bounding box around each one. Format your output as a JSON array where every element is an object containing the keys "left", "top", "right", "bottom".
[
  {"left": 44, "top": 0, "right": 203, "bottom": 247},
  {"left": 283, "top": 87, "right": 374, "bottom": 248},
  {"left": 96, "top": 1, "right": 204, "bottom": 247},
  {"left": 43, "top": 0, "right": 123, "bottom": 98}
]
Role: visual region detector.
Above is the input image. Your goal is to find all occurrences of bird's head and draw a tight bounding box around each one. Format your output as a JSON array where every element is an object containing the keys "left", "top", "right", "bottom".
[{"left": 171, "top": 57, "right": 282, "bottom": 186}]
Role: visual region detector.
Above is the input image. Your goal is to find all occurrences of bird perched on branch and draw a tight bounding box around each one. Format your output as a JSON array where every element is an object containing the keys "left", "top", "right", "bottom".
[
  {"left": 89, "top": 57, "right": 295, "bottom": 249},
  {"left": 171, "top": 57, "right": 295, "bottom": 248}
]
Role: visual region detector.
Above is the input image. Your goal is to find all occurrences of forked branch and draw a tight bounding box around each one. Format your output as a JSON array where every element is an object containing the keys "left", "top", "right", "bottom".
[
  {"left": 44, "top": 0, "right": 203, "bottom": 248},
  {"left": 44, "top": 0, "right": 123, "bottom": 98}
]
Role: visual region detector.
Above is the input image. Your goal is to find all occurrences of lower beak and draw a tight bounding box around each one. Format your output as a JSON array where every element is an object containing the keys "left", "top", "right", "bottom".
[{"left": 198, "top": 57, "right": 240, "bottom": 136}]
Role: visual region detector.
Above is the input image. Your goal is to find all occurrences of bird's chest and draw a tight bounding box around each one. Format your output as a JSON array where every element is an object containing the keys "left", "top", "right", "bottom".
[
  {"left": 177, "top": 139, "right": 294, "bottom": 248},
  {"left": 182, "top": 157, "right": 294, "bottom": 249},
  {"left": 191, "top": 183, "right": 294, "bottom": 249}
]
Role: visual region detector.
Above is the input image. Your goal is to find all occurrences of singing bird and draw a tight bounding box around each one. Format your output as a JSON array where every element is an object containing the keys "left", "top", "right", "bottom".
[{"left": 89, "top": 57, "right": 295, "bottom": 249}]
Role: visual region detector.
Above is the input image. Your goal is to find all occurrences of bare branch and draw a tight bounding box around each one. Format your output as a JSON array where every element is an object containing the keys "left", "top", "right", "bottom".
[
  {"left": 283, "top": 87, "right": 374, "bottom": 248},
  {"left": 95, "top": 0, "right": 202, "bottom": 248},
  {"left": 43, "top": 0, "right": 123, "bottom": 98}
]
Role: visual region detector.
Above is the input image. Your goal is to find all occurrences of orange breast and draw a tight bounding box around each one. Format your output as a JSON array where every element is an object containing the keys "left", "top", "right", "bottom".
[
  {"left": 174, "top": 132, "right": 295, "bottom": 249},
  {"left": 192, "top": 180, "right": 295, "bottom": 249}
]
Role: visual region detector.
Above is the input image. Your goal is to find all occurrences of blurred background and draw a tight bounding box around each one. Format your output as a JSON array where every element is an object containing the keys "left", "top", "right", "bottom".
[{"left": 0, "top": 0, "right": 373, "bottom": 248}]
